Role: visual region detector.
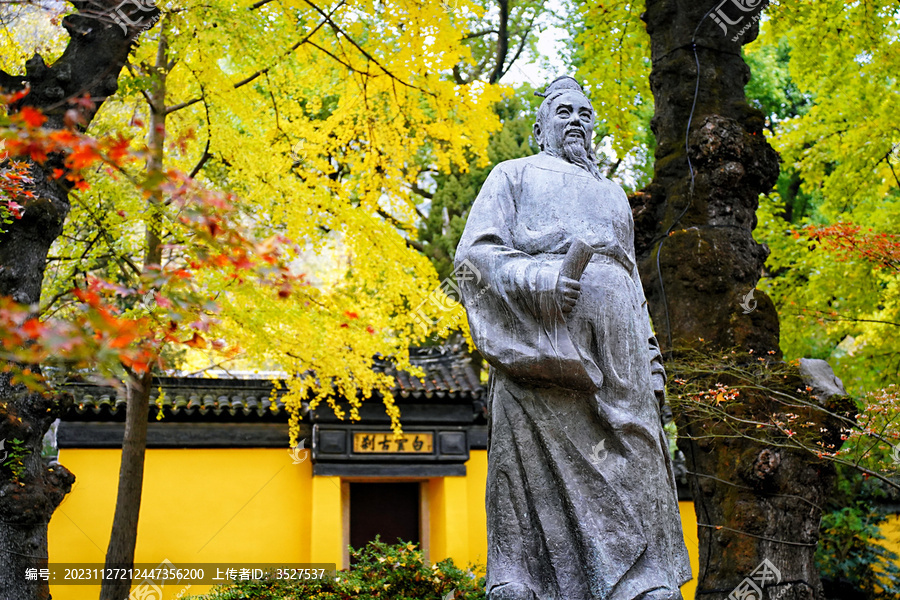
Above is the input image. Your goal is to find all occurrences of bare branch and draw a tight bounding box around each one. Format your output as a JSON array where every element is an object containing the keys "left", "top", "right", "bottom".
[
  {"left": 882, "top": 146, "right": 900, "bottom": 190},
  {"left": 188, "top": 88, "right": 213, "bottom": 179},
  {"left": 790, "top": 309, "right": 900, "bottom": 328},
  {"left": 305, "top": 39, "right": 356, "bottom": 72},
  {"left": 164, "top": 97, "right": 202, "bottom": 114},
  {"left": 189, "top": 141, "right": 211, "bottom": 179}
]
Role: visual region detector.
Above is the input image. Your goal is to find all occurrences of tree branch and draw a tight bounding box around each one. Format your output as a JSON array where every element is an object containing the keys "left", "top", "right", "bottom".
[
  {"left": 125, "top": 60, "right": 156, "bottom": 110},
  {"left": 488, "top": 0, "right": 509, "bottom": 84},
  {"left": 164, "top": 97, "right": 202, "bottom": 115},
  {"left": 882, "top": 146, "right": 900, "bottom": 190},
  {"left": 462, "top": 28, "right": 498, "bottom": 40},
  {"left": 302, "top": 0, "right": 436, "bottom": 96},
  {"left": 166, "top": 3, "right": 340, "bottom": 115},
  {"left": 499, "top": 30, "right": 529, "bottom": 81},
  {"left": 409, "top": 182, "right": 433, "bottom": 200},
  {"left": 189, "top": 141, "right": 211, "bottom": 179},
  {"left": 498, "top": 2, "right": 543, "bottom": 81},
  {"left": 188, "top": 88, "right": 212, "bottom": 179},
  {"left": 792, "top": 309, "right": 900, "bottom": 328}
]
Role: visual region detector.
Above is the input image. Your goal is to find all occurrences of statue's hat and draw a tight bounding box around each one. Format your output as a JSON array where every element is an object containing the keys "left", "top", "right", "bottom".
[{"left": 535, "top": 75, "right": 584, "bottom": 98}]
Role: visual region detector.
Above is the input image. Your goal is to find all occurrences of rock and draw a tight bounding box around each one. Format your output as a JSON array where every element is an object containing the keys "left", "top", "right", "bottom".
[{"left": 798, "top": 358, "right": 846, "bottom": 401}]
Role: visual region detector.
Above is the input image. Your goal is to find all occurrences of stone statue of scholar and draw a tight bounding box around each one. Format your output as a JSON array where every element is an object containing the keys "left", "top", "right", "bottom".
[{"left": 455, "top": 76, "right": 692, "bottom": 600}]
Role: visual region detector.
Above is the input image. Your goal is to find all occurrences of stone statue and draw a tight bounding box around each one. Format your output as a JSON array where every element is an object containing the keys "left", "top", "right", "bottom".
[{"left": 455, "top": 76, "right": 692, "bottom": 600}]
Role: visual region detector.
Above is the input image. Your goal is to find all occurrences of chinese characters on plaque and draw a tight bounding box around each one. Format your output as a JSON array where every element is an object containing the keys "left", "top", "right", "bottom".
[{"left": 352, "top": 432, "right": 434, "bottom": 454}]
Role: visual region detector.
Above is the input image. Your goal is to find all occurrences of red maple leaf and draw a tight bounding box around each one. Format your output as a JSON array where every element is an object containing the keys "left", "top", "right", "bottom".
[{"left": 18, "top": 107, "right": 46, "bottom": 128}]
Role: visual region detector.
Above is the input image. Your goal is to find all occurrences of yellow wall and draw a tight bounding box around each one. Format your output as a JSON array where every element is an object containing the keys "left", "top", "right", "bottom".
[
  {"left": 881, "top": 515, "right": 900, "bottom": 561},
  {"left": 679, "top": 498, "right": 700, "bottom": 600},
  {"left": 429, "top": 473, "right": 472, "bottom": 564},
  {"left": 46, "top": 447, "right": 702, "bottom": 599},
  {"left": 465, "top": 450, "right": 490, "bottom": 568},
  {"left": 50, "top": 448, "right": 314, "bottom": 599}
]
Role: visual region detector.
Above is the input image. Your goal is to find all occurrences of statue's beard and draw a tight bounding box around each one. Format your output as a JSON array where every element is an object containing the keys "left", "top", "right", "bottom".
[{"left": 547, "top": 135, "right": 604, "bottom": 180}]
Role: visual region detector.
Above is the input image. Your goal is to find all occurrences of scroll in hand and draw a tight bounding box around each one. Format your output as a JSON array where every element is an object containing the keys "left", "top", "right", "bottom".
[{"left": 557, "top": 239, "right": 594, "bottom": 316}]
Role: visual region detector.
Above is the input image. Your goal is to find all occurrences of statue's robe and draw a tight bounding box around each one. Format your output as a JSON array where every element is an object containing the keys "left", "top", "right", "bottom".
[{"left": 455, "top": 152, "right": 692, "bottom": 600}]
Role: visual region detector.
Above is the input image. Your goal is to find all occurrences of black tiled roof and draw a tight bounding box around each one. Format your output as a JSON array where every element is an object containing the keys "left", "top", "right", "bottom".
[
  {"left": 63, "top": 348, "right": 482, "bottom": 421},
  {"left": 375, "top": 347, "right": 481, "bottom": 399}
]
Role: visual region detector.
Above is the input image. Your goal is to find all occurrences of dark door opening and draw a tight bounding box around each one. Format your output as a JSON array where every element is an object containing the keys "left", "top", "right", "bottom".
[{"left": 349, "top": 482, "right": 420, "bottom": 558}]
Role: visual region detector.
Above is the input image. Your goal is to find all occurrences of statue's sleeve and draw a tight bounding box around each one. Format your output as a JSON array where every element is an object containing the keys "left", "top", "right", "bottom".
[{"left": 455, "top": 165, "right": 596, "bottom": 391}]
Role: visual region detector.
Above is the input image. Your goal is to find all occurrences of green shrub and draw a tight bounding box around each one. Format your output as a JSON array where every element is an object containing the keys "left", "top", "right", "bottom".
[
  {"left": 815, "top": 467, "right": 900, "bottom": 599},
  {"left": 816, "top": 504, "right": 900, "bottom": 598},
  {"left": 185, "top": 538, "right": 486, "bottom": 600}
]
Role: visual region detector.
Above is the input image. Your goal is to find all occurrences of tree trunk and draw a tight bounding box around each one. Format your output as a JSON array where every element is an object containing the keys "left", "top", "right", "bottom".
[
  {"left": 0, "top": 375, "right": 75, "bottom": 600},
  {"left": 633, "top": 0, "right": 836, "bottom": 597},
  {"left": 0, "top": 3, "right": 154, "bottom": 597},
  {"left": 100, "top": 29, "right": 168, "bottom": 600},
  {"left": 99, "top": 372, "right": 153, "bottom": 600}
]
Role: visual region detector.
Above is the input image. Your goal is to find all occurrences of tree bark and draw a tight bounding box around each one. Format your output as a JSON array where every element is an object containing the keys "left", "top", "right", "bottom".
[
  {"left": 0, "top": 375, "right": 75, "bottom": 600},
  {"left": 635, "top": 0, "right": 780, "bottom": 354},
  {"left": 100, "top": 29, "right": 167, "bottom": 600},
  {"left": 0, "top": 2, "right": 154, "bottom": 598},
  {"left": 99, "top": 372, "right": 153, "bottom": 600},
  {"left": 633, "top": 1, "right": 836, "bottom": 597}
]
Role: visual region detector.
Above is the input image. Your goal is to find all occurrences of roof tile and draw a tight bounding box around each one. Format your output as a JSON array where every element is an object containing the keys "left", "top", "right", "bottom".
[{"left": 63, "top": 348, "right": 481, "bottom": 421}]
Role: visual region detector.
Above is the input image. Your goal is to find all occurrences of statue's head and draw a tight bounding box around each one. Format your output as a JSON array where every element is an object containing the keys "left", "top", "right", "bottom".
[{"left": 534, "top": 76, "right": 602, "bottom": 179}]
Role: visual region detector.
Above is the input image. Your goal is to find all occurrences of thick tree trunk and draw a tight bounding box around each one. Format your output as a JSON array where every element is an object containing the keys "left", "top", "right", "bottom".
[
  {"left": 0, "top": 375, "right": 75, "bottom": 600},
  {"left": 635, "top": 0, "right": 780, "bottom": 353},
  {"left": 0, "top": 2, "right": 154, "bottom": 597},
  {"left": 633, "top": 1, "right": 836, "bottom": 597}
]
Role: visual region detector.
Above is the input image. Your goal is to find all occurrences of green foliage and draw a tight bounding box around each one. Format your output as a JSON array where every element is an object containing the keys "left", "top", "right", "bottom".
[
  {"left": 185, "top": 539, "right": 485, "bottom": 600},
  {"left": 817, "top": 504, "right": 900, "bottom": 598},
  {"left": 816, "top": 471, "right": 900, "bottom": 598},
  {"left": 570, "top": 3, "right": 900, "bottom": 391},
  {"left": 757, "top": 190, "right": 900, "bottom": 392},
  {"left": 751, "top": 2, "right": 900, "bottom": 392},
  {"left": 450, "top": 0, "right": 547, "bottom": 85},
  {"left": 1, "top": 437, "right": 28, "bottom": 482},
  {"left": 743, "top": 36, "right": 810, "bottom": 130},
  {"left": 566, "top": 0, "right": 652, "bottom": 161}
]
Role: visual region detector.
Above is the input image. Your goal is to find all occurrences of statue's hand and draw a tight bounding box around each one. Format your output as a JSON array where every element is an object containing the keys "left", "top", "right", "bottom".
[{"left": 556, "top": 275, "right": 581, "bottom": 315}]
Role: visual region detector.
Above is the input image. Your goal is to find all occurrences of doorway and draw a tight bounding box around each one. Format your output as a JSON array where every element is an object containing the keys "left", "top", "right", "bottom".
[{"left": 348, "top": 482, "right": 421, "bottom": 560}]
